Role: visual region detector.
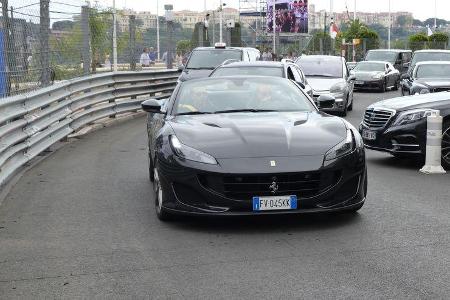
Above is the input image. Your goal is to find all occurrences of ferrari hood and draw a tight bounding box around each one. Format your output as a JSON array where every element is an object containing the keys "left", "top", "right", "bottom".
[{"left": 169, "top": 112, "right": 347, "bottom": 159}]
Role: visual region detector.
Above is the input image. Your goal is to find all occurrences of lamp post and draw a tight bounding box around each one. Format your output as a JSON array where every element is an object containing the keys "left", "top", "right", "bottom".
[
  {"left": 272, "top": 0, "right": 276, "bottom": 55},
  {"left": 157, "top": 0, "right": 160, "bottom": 60},
  {"left": 165, "top": 4, "right": 174, "bottom": 69},
  {"left": 112, "top": 0, "right": 117, "bottom": 71},
  {"left": 388, "top": 0, "right": 391, "bottom": 49},
  {"left": 352, "top": 0, "right": 356, "bottom": 62},
  {"left": 219, "top": 1, "right": 225, "bottom": 43}
]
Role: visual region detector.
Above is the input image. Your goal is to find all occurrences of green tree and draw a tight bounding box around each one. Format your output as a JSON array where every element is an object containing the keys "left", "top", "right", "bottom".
[
  {"left": 429, "top": 32, "right": 449, "bottom": 49},
  {"left": 335, "top": 20, "right": 379, "bottom": 61},
  {"left": 89, "top": 8, "right": 114, "bottom": 71},
  {"left": 176, "top": 40, "right": 192, "bottom": 54},
  {"left": 52, "top": 20, "right": 74, "bottom": 31},
  {"left": 396, "top": 15, "right": 413, "bottom": 28},
  {"left": 409, "top": 33, "right": 429, "bottom": 51}
]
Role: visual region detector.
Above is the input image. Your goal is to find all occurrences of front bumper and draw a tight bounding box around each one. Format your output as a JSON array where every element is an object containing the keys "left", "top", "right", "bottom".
[
  {"left": 354, "top": 79, "right": 384, "bottom": 90},
  {"left": 313, "top": 91, "right": 346, "bottom": 113},
  {"left": 359, "top": 120, "right": 426, "bottom": 155},
  {"left": 156, "top": 150, "right": 366, "bottom": 216}
]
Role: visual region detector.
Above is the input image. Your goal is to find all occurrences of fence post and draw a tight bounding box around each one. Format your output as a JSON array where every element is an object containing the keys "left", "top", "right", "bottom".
[
  {"left": 1, "top": 0, "right": 11, "bottom": 95},
  {"left": 198, "top": 23, "right": 204, "bottom": 47},
  {"left": 39, "top": 0, "right": 50, "bottom": 86},
  {"left": 81, "top": 6, "right": 91, "bottom": 75},
  {"left": 167, "top": 20, "right": 173, "bottom": 69},
  {"left": 129, "top": 15, "right": 136, "bottom": 71}
]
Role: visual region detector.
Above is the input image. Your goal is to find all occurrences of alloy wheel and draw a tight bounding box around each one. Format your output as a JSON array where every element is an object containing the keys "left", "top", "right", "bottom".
[{"left": 154, "top": 167, "right": 163, "bottom": 212}]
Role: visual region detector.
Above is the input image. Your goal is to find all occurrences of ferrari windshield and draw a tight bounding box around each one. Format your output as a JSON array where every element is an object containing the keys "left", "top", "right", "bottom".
[
  {"left": 354, "top": 62, "right": 385, "bottom": 72},
  {"left": 211, "top": 66, "right": 284, "bottom": 77},
  {"left": 415, "top": 64, "right": 450, "bottom": 79},
  {"left": 186, "top": 49, "right": 242, "bottom": 69},
  {"left": 174, "top": 77, "right": 315, "bottom": 115}
]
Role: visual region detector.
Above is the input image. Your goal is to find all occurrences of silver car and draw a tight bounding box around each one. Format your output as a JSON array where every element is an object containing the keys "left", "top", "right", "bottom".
[{"left": 296, "top": 55, "right": 354, "bottom": 116}]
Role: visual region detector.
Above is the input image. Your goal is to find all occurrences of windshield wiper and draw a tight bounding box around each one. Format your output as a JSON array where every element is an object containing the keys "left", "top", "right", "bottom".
[
  {"left": 306, "top": 74, "right": 338, "bottom": 78},
  {"left": 186, "top": 67, "right": 215, "bottom": 70},
  {"left": 214, "top": 109, "right": 277, "bottom": 114},
  {"left": 176, "top": 111, "right": 213, "bottom": 116}
]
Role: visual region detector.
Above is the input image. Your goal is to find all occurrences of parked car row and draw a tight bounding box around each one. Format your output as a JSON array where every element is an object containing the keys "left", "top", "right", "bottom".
[{"left": 356, "top": 49, "right": 450, "bottom": 169}]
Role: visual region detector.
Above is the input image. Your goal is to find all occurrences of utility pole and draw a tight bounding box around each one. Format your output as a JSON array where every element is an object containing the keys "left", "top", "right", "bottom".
[
  {"left": 157, "top": 0, "right": 160, "bottom": 60},
  {"left": 81, "top": 6, "right": 91, "bottom": 74},
  {"left": 1, "top": 0, "right": 11, "bottom": 95},
  {"left": 40, "top": 0, "right": 50, "bottom": 85},
  {"left": 272, "top": 0, "right": 276, "bottom": 55},
  {"left": 112, "top": 0, "right": 118, "bottom": 72},
  {"left": 434, "top": 0, "right": 437, "bottom": 30},
  {"left": 353, "top": 0, "right": 356, "bottom": 62},
  {"left": 388, "top": 0, "right": 391, "bottom": 49},
  {"left": 219, "top": 0, "right": 223, "bottom": 43}
]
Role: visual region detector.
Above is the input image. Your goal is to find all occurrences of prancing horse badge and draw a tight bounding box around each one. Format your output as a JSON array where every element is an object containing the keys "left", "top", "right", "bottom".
[{"left": 270, "top": 160, "right": 276, "bottom": 167}]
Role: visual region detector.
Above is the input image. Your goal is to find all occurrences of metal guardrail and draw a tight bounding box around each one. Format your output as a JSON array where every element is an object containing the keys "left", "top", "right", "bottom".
[{"left": 0, "top": 70, "right": 179, "bottom": 189}]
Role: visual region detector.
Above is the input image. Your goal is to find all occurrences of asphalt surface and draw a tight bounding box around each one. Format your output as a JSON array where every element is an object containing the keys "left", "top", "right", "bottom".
[{"left": 1, "top": 90, "right": 449, "bottom": 299}]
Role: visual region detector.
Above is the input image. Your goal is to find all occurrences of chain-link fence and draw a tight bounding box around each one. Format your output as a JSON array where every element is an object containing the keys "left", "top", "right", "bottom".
[{"left": 0, "top": 1, "right": 155, "bottom": 99}]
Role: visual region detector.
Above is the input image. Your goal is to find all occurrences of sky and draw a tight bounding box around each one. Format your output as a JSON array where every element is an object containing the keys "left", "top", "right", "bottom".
[{"left": 98, "top": 0, "right": 449, "bottom": 22}]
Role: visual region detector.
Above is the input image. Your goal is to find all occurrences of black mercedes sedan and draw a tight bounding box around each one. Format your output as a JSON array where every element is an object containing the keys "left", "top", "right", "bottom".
[
  {"left": 142, "top": 76, "right": 367, "bottom": 220},
  {"left": 401, "top": 61, "right": 450, "bottom": 96},
  {"left": 359, "top": 92, "right": 450, "bottom": 168}
]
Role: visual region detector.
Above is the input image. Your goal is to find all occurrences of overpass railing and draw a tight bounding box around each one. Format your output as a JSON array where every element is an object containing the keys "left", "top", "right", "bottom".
[{"left": 0, "top": 70, "right": 179, "bottom": 189}]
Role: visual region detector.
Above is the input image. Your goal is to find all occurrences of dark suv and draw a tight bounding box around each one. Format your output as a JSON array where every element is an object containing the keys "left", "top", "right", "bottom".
[
  {"left": 178, "top": 45, "right": 259, "bottom": 82},
  {"left": 365, "top": 49, "right": 412, "bottom": 74}
]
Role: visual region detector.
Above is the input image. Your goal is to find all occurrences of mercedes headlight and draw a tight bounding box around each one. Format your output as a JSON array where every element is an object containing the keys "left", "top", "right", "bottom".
[
  {"left": 324, "top": 129, "right": 355, "bottom": 161},
  {"left": 169, "top": 135, "right": 217, "bottom": 165},
  {"left": 372, "top": 73, "right": 384, "bottom": 79},
  {"left": 393, "top": 109, "right": 433, "bottom": 126}
]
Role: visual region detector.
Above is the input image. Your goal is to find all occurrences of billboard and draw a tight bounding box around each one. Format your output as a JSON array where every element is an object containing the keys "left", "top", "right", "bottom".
[{"left": 267, "top": 0, "right": 308, "bottom": 34}]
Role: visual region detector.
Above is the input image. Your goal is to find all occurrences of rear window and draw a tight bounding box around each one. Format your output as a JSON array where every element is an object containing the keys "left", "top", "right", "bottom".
[
  {"left": 211, "top": 66, "right": 283, "bottom": 77},
  {"left": 186, "top": 50, "right": 242, "bottom": 69},
  {"left": 297, "top": 57, "right": 343, "bottom": 78},
  {"left": 354, "top": 62, "right": 385, "bottom": 72},
  {"left": 415, "top": 64, "right": 450, "bottom": 79},
  {"left": 411, "top": 52, "right": 450, "bottom": 67},
  {"left": 365, "top": 51, "right": 398, "bottom": 63}
]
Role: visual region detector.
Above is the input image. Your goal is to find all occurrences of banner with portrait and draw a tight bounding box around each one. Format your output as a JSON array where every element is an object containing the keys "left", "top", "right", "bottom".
[{"left": 266, "top": 0, "right": 308, "bottom": 34}]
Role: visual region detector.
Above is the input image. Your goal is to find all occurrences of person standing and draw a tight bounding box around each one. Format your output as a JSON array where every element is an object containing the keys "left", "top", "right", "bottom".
[
  {"left": 140, "top": 48, "right": 150, "bottom": 67},
  {"left": 148, "top": 47, "right": 157, "bottom": 66}
]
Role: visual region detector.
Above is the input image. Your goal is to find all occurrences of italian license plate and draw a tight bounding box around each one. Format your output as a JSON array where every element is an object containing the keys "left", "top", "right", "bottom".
[
  {"left": 362, "top": 129, "right": 376, "bottom": 140},
  {"left": 355, "top": 81, "right": 364, "bottom": 85},
  {"left": 253, "top": 195, "right": 297, "bottom": 211}
]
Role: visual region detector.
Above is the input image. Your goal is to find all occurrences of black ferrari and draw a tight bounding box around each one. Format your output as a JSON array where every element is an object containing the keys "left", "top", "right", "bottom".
[{"left": 142, "top": 76, "right": 367, "bottom": 220}]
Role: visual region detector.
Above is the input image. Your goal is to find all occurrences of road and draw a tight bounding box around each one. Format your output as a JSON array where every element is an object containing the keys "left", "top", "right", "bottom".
[{"left": 1, "top": 90, "right": 449, "bottom": 298}]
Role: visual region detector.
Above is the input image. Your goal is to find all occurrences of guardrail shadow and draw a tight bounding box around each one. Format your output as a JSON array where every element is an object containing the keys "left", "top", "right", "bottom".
[{"left": 166, "top": 211, "right": 363, "bottom": 234}]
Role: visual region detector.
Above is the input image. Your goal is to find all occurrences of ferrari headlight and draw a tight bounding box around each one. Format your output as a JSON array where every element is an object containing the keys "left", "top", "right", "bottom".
[
  {"left": 393, "top": 109, "right": 433, "bottom": 126},
  {"left": 324, "top": 129, "right": 355, "bottom": 161},
  {"left": 169, "top": 135, "right": 217, "bottom": 165},
  {"left": 372, "top": 73, "right": 384, "bottom": 79}
]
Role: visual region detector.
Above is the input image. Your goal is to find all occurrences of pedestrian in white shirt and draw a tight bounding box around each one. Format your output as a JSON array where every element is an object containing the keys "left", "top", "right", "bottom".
[{"left": 140, "top": 48, "right": 150, "bottom": 67}]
